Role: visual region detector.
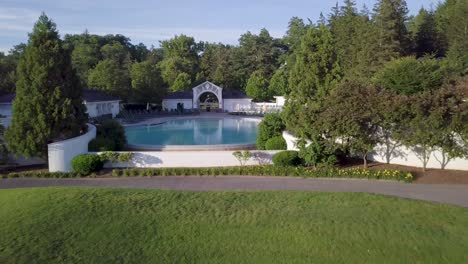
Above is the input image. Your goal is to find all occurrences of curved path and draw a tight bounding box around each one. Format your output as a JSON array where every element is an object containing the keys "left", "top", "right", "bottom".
[{"left": 1, "top": 176, "right": 468, "bottom": 208}]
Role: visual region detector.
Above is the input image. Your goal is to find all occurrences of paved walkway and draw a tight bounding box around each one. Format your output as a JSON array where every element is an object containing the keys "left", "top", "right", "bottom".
[{"left": 1, "top": 176, "right": 468, "bottom": 208}]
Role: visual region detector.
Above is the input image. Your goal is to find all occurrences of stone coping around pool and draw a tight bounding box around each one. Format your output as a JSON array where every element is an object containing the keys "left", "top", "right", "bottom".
[{"left": 120, "top": 112, "right": 262, "bottom": 127}]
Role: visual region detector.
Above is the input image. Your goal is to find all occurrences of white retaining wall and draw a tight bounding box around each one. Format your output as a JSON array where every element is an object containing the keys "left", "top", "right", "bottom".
[
  {"left": 48, "top": 124, "right": 97, "bottom": 172},
  {"left": 283, "top": 131, "right": 468, "bottom": 171},
  {"left": 94, "top": 151, "right": 279, "bottom": 168}
]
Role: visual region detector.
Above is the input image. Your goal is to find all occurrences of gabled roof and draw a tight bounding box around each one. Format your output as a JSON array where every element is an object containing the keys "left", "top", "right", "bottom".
[
  {"left": 0, "top": 90, "right": 120, "bottom": 104},
  {"left": 222, "top": 89, "right": 250, "bottom": 99},
  {"left": 164, "top": 80, "right": 251, "bottom": 100},
  {"left": 83, "top": 89, "right": 120, "bottom": 102},
  {"left": 191, "top": 81, "right": 223, "bottom": 91},
  {"left": 164, "top": 91, "right": 193, "bottom": 99}
]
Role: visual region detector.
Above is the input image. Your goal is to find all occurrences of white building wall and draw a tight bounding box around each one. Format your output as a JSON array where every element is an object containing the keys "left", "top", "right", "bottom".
[
  {"left": 283, "top": 131, "right": 468, "bottom": 171},
  {"left": 223, "top": 99, "right": 253, "bottom": 112},
  {"left": 94, "top": 150, "right": 279, "bottom": 168},
  {"left": 85, "top": 101, "right": 120, "bottom": 118},
  {"left": 274, "top": 96, "right": 286, "bottom": 106},
  {"left": 48, "top": 124, "right": 97, "bottom": 172},
  {"left": 162, "top": 99, "right": 193, "bottom": 111}
]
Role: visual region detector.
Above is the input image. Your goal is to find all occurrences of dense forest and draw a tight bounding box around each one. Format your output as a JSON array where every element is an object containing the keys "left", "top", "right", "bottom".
[{"left": 0, "top": 0, "right": 466, "bottom": 105}]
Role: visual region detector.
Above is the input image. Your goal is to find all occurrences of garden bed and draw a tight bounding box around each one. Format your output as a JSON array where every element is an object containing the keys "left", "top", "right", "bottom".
[
  {"left": 2, "top": 165, "right": 413, "bottom": 183},
  {"left": 341, "top": 158, "right": 468, "bottom": 184}
]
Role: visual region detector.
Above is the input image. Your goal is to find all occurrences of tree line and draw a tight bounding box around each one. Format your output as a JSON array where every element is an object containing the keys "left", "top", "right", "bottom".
[
  {"left": 1, "top": 0, "right": 467, "bottom": 162},
  {"left": 282, "top": 0, "right": 467, "bottom": 170},
  {"left": 1, "top": 0, "right": 465, "bottom": 104}
]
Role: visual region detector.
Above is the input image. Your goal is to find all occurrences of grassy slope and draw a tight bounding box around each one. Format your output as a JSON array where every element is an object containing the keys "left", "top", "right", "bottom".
[{"left": 0, "top": 188, "right": 467, "bottom": 264}]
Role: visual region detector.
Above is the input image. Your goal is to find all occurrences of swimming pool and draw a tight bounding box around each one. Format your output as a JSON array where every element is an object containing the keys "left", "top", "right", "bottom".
[{"left": 125, "top": 117, "right": 259, "bottom": 149}]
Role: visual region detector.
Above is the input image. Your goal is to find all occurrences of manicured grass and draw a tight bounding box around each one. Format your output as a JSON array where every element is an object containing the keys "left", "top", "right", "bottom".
[{"left": 0, "top": 188, "right": 467, "bottom": 263}]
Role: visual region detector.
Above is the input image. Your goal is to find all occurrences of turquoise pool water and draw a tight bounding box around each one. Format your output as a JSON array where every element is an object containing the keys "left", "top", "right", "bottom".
[{"left": 125, "top": 118, "right": 259, "bottom": 146}]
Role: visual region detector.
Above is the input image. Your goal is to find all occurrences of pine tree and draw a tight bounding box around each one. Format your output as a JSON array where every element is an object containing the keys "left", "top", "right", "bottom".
[
  {"left": 284, "top": 24, "right": 341, "bottom": 137},
  {"left": 435, "top": 0, "right": 468, "bottom": 75},
  {"left": 330, "top": 0, "right": 358, "bottom": 74},
  {"left": 373, "top": 0, "right": 411, "bottom": 64},
  {"left": 269, "top": 68, "right": 289, "bottom": 96},
  {"left": 5, "top": 13, "right": 87, "bottom": 159},
  {"left": 288, "top": 24, "right": 341, "bottom": 103},
  {"left": 409, "top": 8, "right": 443, "bottom": 57}
]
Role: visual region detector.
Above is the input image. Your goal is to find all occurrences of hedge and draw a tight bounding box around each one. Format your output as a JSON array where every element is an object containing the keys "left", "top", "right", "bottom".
[
  {"left": 89, "top": 138, "right": 116, "bottom": 152},
  {"left": 272, "top": 151, "right": 301, "bottom": 166},
  {"left": 110, "top": 166, "right": 413, "bottom": 183},
  {"left": 2, "top": 166, "right": 413, "bottom": 183},
  {"left": 256, "top": 113, "right": 285, "bottom": 150},
  {"left": 71, "top": 154, "right": 103, "bottom": 175},
  {"left": 265, "top": 136, "right": 287, "bottom": 150}
]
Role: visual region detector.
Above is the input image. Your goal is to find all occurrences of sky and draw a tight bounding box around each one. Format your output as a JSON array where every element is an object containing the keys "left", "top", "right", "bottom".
[{"left": 0, "top": 0, "right": 437, "bottom": 53}]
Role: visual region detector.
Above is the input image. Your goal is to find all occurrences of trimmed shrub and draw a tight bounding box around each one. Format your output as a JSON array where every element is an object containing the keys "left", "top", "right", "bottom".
[
  {"left": 89, "top": 138, "right": 115, "bottom": 152},
  {"left": 90, "top": 119, "right": 127, "bottom": 151},
  {"left": 99, "top": 151, "right": 119, "bottom": 163},
  {"left": 71, "top": 154, "right": 103, "bottom": 175},
  {"left": 272, "top": 151, "right": 301, "bottom": 166},
  {"left": 257, "top": 113, "right": 285, "bottom": 150},
  {"left": 265, "top": 136, "right": 287, "bottom": 150}
]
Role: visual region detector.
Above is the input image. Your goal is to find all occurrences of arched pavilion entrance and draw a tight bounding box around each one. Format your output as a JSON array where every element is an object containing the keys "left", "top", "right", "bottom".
[
  {"left": 192, "top": 81, "right": 223, "bottom": 111},
  {"left": 198, "top": 92, "right": 219, "bottom": 112}
]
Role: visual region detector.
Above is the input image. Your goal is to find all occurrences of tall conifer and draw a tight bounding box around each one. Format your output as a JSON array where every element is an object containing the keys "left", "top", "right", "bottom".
[{"left": 5, "top": 13, "right": 87, "bottom": 158}]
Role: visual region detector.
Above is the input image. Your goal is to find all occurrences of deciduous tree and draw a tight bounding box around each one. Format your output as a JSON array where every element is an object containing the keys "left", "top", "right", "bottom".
[
  {"left": 245, "top": 71, "right": 270, "bottom": 102},
  {"left": 130, "top": 60, "right": 166, "bottom": 104}
]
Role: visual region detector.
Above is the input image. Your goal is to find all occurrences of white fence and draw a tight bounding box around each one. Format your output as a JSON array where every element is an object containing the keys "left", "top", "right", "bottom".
[
  {"left": 283, "top": 131, "right": 468, "bottom": 171},
  {"left": 93, "top": 151, "right": 279, "bottom": 168},
  {"left": 48, "top": 124, "right": 97, "bottom": 172}
]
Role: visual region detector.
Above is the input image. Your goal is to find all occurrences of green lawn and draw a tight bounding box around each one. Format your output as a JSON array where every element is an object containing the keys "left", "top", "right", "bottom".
[{"left": 0, "top": 188, "right": 467, "bottom": 263}]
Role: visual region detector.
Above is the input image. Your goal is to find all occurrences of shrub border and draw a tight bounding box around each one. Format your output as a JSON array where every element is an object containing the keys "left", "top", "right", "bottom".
[{"left": 2, "top": 166, "right": 413, "bottom": 183}]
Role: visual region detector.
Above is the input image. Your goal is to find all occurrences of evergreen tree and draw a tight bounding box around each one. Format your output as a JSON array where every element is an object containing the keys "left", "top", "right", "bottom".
[
  {"left": 5, "top": 13, "right": 87, "bottom": 159},
  {"left": 269, "top": 68, "right": 289, "bottom": 96},
  {"left": 373, "top": 56, "right": 448, "bottom": 94},
  {"left": 435, "top": 0, "right": 468, "bottom": 75},
  {"left": 373, "top": 0, "right": 411, "bottom": 63},
  {"left": 198, "top": 43, "right": 240, "bottom": 90},
  {"left": 245, "top": 71, "right": 270, "bottom": 102},
  {"left": 330, "top": 0, "right": 358, "bottom": 76},
  {"left": 283, "top": 17, "right": 309, "bottom": 68},
  {"left": 409, "top": 8, "right": 443, "bottom": 57},
  {"left": 330, "top": 0, "right": 381, "bottom": 81},
  {"left": 0, "top": 52, "right": 17, "bottom": 95},
  {"left": 284, "top": 24, "right": 341, "bottom": 137},
  {"left": 238, "top": 29, "right": 281, "bottom": 82}
]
